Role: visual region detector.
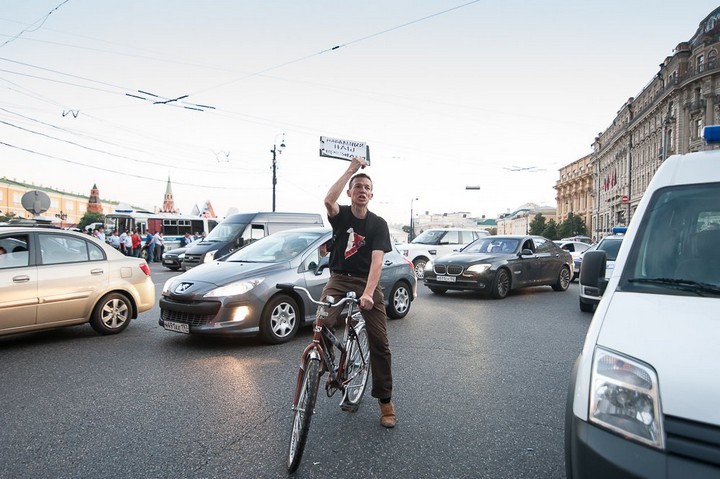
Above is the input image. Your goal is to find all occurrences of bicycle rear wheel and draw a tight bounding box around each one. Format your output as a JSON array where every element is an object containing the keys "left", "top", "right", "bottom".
[
  {"left": 287, "top": 356, "right": 320, "bottom": 473},
  {"left": 341, "top": 317, "right": 370, "bottom": 410}
]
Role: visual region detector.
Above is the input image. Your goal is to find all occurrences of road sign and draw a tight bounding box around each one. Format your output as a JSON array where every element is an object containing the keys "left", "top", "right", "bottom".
[
  {"left": 622, "top": 195, "right": 629, "bottom": 203},
  {"left": 319, "top": 136, "right": 370, "bottom": 164}
]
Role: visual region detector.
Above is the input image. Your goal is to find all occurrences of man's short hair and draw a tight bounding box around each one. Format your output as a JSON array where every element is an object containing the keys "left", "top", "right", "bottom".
[{"left": 349, "top": 172, "right": 373, "bottom": 189}]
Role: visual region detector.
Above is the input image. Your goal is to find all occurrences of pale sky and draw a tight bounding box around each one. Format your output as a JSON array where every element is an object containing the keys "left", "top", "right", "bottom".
[{"left": 1, "top": 1, "right": 718, "bottom": 225}]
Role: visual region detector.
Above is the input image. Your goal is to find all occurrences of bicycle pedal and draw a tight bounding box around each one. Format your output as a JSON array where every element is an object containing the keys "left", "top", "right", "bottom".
[{"left": 340, "top": 401, "right": 359, "bottom": 413}]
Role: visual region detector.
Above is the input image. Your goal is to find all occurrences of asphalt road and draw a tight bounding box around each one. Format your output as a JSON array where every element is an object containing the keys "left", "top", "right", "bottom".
[{"left": 0, "top": 263, "right": 593, "bottom": 479}]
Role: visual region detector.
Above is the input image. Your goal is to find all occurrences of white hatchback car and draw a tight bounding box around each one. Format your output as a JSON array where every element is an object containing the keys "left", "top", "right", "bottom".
[
  {"left": 565, "top": 126, "right": 720, "bottom": 478},
  {"left": 397, "top": 228, "right": 489, "bottom": 278}
]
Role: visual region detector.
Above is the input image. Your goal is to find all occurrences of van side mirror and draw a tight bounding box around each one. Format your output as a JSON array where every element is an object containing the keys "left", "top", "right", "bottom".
[{"left": 580, "top": 250, "right": 608, "bottom": 295}]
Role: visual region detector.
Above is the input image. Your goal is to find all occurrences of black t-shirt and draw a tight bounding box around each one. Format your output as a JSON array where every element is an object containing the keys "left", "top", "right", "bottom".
[{"left": 329, "top": 205, "right": 392, "bottom": 276}]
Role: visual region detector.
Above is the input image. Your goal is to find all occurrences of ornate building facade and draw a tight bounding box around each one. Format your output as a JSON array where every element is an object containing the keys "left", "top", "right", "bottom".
[
  {"left": 555, "top": 154, "right": 592, "bottom": 236},
  {"left": 590, "top": 7, "right": 720, "bottom": 238}
]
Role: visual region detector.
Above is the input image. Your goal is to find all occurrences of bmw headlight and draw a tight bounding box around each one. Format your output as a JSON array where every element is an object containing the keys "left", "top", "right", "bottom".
[
  {"left": 589, "top": 347, "right": 663, "bottom": 449},
  {"left": 424, "top": 260, "right": 433, "bottom": 271},
  {"left": 466, "top": 264, "right": 491, "bottom": 273},
  {"left": 204, "top": 278, "right": 265, "bottom": 298}
]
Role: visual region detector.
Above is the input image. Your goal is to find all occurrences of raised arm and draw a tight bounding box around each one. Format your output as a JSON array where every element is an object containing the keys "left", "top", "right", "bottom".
[{"left": 324, "top": 157, "right": 367, "bottom": 218}]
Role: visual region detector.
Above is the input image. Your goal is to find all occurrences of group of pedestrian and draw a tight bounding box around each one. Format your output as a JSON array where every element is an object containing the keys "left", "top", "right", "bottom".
[
  {"left": 145, "top": 230, "right": 164, "bottom": 263},
  {"left": 90, "top": 226, "right": 146, "bottom": 257}
]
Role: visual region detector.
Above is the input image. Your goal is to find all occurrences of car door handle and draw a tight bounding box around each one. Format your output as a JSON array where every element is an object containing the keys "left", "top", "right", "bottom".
[
  {"left": 12, "top": 275, "right": 30, "bottom": 283},
  {"left": 90, "top": 269, "right": 104, "bottom": 275},
  {"left": 384, "top": 260, "right": 393, "bottom": 266}
]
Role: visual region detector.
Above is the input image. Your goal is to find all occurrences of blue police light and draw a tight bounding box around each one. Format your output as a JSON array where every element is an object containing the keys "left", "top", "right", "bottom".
[
  {"left": 702, "top": 125, "right": 720, "bottom": 143},
  {"left": 612, "top": 226, "right": 627, "bottom": 235}
]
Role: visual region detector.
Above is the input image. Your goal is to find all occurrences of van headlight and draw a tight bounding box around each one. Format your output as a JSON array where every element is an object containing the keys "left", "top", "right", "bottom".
[
  {"left": 203, "top": 250, "right": 216, "bottom": 263},
  {"left": 204, "top": 278, "right": 264, "bottom": 298},
  {"left": 589, "top": 347, "right": 664, "bottom": 449}
]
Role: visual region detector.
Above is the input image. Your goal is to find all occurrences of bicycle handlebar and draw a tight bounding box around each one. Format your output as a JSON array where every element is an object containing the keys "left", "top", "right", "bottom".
[{"left": 276, "top": 283, "right": 358, "bottom": 308}]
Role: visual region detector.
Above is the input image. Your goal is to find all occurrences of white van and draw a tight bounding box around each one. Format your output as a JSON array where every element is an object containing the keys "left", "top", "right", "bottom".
[{"left": 565, "top": 126, "right": 720, "bottom": 477}]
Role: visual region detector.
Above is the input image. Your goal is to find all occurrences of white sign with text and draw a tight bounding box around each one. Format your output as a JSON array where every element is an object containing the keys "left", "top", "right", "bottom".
[{"left": 319, "top": 136, "right": 370, "bottom": 164}]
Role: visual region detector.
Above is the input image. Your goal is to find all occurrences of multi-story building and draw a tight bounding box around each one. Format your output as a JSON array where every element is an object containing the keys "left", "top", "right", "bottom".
[
  {"left": 589, "top": 7, "right": 720, "bottom": 238},
  {"left": 555, "top": 154, "right": 593, "bottom": 236},
  {"left": 0, "top": 177, "right": 117, "bottom": 227},
  {"left": 496, "top": 203, "right": 557, "bottom": 235}
]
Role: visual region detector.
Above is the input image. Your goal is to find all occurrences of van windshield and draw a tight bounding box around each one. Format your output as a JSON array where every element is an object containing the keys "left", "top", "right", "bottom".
[
  {"left": 204, "top": 223, "right": 244, "bottom": 242},
  {"left": 622, "top": 183, "right": 720, "bottom": 295}
]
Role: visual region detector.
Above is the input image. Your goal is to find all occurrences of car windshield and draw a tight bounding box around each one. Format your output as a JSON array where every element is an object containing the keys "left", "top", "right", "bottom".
[
  {"left": 621, "top": 182, "right": 720, "bottom": 294},
  {"left": 203, "top": 223, "right": 244, "bottom": 242},
  {"left": 464, "top": 238, "right": 519, "bottom": 254},
  {"left": 411, "top": 230, "right": 444, "bottom": 245},
  {"left": 224, "top": 230, "right": 325, "bottom": 263},
  {"left": 596, "top": 238, "right": 623, "bottom": 261}
]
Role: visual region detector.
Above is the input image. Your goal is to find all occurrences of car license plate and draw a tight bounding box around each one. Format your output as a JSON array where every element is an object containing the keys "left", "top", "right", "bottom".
[
  {"left": 436, "top": 275, "right": 456, "bottom": 282},
  {"left": 163, "top": 259, "right": 174, "bottom": 264},
  {"left": 164, "top": 320, "right": 189, "bottom": 334}
]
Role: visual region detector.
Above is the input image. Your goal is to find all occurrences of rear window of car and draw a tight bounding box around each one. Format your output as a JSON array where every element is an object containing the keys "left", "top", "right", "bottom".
[{"left": 596, "top": 238, "right": 623, "bottom": 261}]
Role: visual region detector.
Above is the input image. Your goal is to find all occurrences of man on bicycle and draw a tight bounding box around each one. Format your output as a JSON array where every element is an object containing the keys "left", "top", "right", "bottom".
[{"left": 320, "top": 156, "right": 397, "bottom": 428}]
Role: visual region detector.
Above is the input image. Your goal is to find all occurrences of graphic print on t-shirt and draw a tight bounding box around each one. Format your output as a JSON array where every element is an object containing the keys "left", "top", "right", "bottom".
[{"left": 344, "top": 227, "right": 366, "bottom": 259}]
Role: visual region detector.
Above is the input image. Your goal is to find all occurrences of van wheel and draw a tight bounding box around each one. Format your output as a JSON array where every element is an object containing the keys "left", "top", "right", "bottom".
[{"left": 260, "top": 294, "right": 300, "bottom": 344}]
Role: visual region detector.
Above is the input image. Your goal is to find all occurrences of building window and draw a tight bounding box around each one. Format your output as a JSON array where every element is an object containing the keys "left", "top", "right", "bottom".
[
  {"left": 66, "top": 202, "right": 74, "bottom": 212},
  {"left": 13, "top": 192, "right": 21, "bottom": 204},
  {"left": 698, "top": 54, "right": 705, "bottom": 73},
  {"left": 695, "top": 119, "right": 703, "bottom": 139}
]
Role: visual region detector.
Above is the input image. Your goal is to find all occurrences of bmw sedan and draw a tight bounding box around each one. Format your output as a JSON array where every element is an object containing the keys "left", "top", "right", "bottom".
[
  {"left": 159, "top": 227, "right": 417, "bottom": 344},
  {"left": 0, "top": 225, "right": 155, "bottom": 337},
  {"left": 423, "top": 235, "right": 573, "bottom": 299}
]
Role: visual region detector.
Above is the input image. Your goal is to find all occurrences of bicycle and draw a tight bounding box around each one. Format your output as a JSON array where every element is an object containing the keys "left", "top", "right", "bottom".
[{"left": 277, "top": 283, "right": 371, "bottom": 473}]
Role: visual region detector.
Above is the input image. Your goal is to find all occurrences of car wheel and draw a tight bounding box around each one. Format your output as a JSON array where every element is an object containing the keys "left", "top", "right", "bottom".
[
  {"left": 579, "top": 297, "right": 595, "bottom": 313},
  {"left": 167, "top": 266, "right": 180, "bottom": 271},
  {"left": 413, "top": 258, "right": 428, "bottom": 279},
  {"left": 428, "top": 287, "right": 446, "bottom": 295},
  {"left": 490, "top": 268, "right": 510, "bottom": 299},
  {"left": 387, "top": 281, "right": 412, "bottom": 319},
  {"left": 90, "top": 292, "right": 133, "bottom": 335},
  {"left": 260, "top": 294, "right": 300, "bottom": 344},
  {"left": 552, "top": 265, "right": 571, "bottom": 291}
]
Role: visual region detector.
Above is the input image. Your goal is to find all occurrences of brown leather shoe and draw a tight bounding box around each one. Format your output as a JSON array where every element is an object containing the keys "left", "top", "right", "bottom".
[{"left": 379, "top": 400, "right": 397, "bottom": 428}]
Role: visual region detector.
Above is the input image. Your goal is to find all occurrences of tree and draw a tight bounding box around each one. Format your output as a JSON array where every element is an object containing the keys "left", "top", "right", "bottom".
[
  {"left": 78, "top": 212, "right": 105, "bottom": 232},
  {"left": 529, "top": 213, "right": 546, "bottom": 235},
  {"left": 542, "top": 219, "right": 558, "bottom": 240},
  {"left": 557, "top": 213, "right": 587, "bottom": 238}
]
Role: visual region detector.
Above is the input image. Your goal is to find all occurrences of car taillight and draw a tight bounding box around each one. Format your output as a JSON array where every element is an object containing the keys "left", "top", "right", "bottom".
[{"left": 140, "top": 263, "right": 151, "bottom": 276}]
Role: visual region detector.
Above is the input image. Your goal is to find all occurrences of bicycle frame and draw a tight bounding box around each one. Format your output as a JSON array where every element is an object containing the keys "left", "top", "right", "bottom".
[{"left": 292, "top": 296, "right": 359, "bottom": 406}]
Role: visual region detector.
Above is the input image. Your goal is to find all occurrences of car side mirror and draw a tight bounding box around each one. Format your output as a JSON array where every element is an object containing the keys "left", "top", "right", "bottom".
[
  {"left": 520, "top": 249, "right": 534, "bottom": 256},
  {"left": 315, "top": 256, "right": 330, "bottom": 276}
]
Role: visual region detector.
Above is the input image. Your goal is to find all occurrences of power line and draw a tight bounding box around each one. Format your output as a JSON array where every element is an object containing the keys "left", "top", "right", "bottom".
[
  {"left": 0, "top": 140, "right": 269, "bottom": 191},
  {"left": 0, "top": 0, "right": 71, "bottom": 48}
]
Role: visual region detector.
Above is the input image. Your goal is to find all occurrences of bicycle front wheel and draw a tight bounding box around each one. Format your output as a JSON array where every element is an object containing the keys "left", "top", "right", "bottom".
[
  {"left": 341, "top": 317, "right": 370, "bottom": 409},
  {"left": 287, "top": 356, "right": 320, "bottom": 473}
]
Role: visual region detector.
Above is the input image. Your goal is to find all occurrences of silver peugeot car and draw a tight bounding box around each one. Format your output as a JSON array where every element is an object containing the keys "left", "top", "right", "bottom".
[{"left": 159, "top": 227, "right": 416, "bottom": 344}]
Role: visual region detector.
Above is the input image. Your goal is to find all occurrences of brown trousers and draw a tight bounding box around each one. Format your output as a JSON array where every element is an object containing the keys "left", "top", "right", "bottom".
[{"left": 318, "top": 273, "right": 393, "bottom": 400}]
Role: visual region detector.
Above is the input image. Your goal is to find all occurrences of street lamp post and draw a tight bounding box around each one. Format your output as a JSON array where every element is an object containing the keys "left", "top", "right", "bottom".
[
  {"left": 270, "top": 134, "right": 286, "bottom": 212},
  {"left": 409, "top": 197, "right": 419, "bottom": 242},
  {"left": 55, "top": 210, "right": 67, "bottom": 228}
]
